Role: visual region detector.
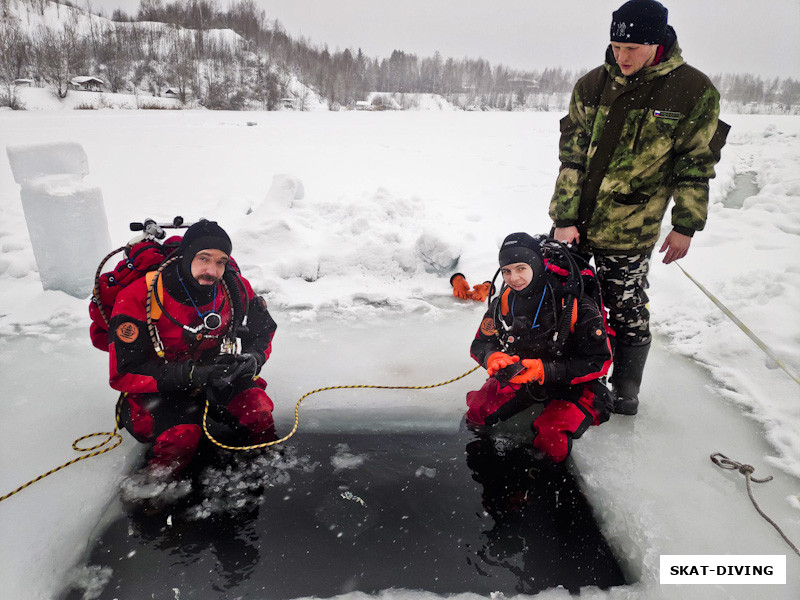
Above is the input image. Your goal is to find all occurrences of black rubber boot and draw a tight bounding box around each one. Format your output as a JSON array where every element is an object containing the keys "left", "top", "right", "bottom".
[{"left": 609, "top": 341, "right": 650, "bottom": 416}]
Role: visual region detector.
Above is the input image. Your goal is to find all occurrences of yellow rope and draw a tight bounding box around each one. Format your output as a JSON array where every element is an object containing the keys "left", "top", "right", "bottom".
[
  {"left": 0, "top": 403, "right": 125, "bottom": 504},
  {"left": 201, "top": 365, "right": 482, "bottom": 451}
]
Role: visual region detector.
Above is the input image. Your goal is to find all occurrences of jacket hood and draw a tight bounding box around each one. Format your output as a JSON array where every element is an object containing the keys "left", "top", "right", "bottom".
[{"left": 604, "top": 25, "right": 683, "bottom": 84}]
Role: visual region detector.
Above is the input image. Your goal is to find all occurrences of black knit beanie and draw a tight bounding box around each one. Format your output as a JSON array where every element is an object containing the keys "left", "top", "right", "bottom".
[
  {"left": 498, "top": 232, "right": 546, "bottom": 296},
  {"left": 610, "top": 0, "right": 668, "bottom": 45},
  {"left": 177, "top": 219, "right": 232, "bottom": 290},
  {"left": 179, "top": 219, "right": 232, "bottom": 259}
]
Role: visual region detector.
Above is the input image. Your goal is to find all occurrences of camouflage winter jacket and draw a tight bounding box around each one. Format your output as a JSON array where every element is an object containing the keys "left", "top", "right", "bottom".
[{"left": 549, "top": 29, "right": 730, "bottom": 254}]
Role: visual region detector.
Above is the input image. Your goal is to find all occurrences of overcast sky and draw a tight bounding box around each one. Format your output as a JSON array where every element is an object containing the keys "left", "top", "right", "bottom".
[{"left": 93, "top": 0, "right": 800, "bottom": 79}]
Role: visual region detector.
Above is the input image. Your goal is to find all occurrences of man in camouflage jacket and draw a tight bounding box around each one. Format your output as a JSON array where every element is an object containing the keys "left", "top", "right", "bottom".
[{"left": 549, "top": 0, "right": 729, "bottom": 415}]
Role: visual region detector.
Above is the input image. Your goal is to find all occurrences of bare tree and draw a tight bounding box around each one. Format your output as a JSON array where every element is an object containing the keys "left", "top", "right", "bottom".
[
  {"left": 0, "top": 17, "right": 30, "bottom": 79},
  {"left": 84, "top": 0, "right": 103, "bottom": 60},
  {"left": 0, "top": 17, "right": 31, "bottom": 108},
  {"left": 137, "top": 0, "right": 165, "bottom": 22},
  {"left": 254, "top": 57, "right": 281, "bottom": 110},
  {"left": 98, "top": 26, "right": 132, "bottom": 93},
  {"left": 780, "top": 78, "right": 800, "bottom": 111},
  {"left": 34, "top": 19, "right": 86, "bottom": 98},
  {"left": 165, "top": 26, "right": 195, "bottom": 103},
  {"left": 31, "top": 0, "right": 48, "bottom": 16}
]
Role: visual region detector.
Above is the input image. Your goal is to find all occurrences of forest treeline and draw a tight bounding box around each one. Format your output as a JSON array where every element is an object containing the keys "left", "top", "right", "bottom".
[{"left": 2, "top": 0, "right": 799, "bottom": 112}]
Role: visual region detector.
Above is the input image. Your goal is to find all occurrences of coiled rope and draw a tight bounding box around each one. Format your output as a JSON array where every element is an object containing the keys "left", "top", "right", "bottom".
[
  {"left": 677, "top": 263, "right": 800, "bottom": 386},
  {"left": 201, "top": 365, "right": 482, "bottom": 451},
  {"left": 710, "top": 452, "right": 800, "bottom": 557}
]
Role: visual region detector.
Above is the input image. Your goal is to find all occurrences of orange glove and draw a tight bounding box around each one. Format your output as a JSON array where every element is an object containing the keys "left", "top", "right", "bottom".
[
  {"left": 451, "top": 273, "right": 472, "bottom": 300},
  {"left": 470, "top": 282, "right": 492, "bottom": 302},
  {"left": 486, "top": 352, "right": 520, "bottom": 376},
  {"left": 509, "top": 359, "right": 545, "bottom": 385}
]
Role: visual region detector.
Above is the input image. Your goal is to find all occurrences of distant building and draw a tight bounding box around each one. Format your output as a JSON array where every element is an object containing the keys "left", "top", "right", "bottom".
[
  {"left": 280, "top": 97, "right": 295, "bottom": 109},
  {"left": 70, "top": 76, "right": 104, "bottom": 92},
  {"left": 355, "top": 100, "right": 372, "bottom": 111},
  {"left": 13, "top": 78, "right": 34, "bottom": 87},
  {"left": 163, "top": 88, "right": 180, "bottom": 99}
]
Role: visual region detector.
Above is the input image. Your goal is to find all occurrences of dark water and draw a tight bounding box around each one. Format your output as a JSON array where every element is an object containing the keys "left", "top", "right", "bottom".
[
  {"left": 61, "top": 431, "right": 626, "bottom": 599},
  {"left": 722, "top": 172, "right": 759, "bottom": 209}
]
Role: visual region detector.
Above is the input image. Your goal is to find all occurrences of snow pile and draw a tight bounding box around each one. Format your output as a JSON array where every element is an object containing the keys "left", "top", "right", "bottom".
[
  {"left": 406, "top": 93, "right": 459, "bottom": 111},
  {"left": 364, "top": 92, "right": 459, "bottom": 111},
  {"left": 284, "top": 72, "right": 330, "bottom": 111},
  {"left": 236, "top": 175, "right": 463, "bottom": 313}
]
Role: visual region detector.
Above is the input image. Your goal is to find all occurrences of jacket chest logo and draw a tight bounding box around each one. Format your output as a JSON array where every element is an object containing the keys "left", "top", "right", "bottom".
[{"left": 653, "top": 109, "right": 681, "bottom": 120}]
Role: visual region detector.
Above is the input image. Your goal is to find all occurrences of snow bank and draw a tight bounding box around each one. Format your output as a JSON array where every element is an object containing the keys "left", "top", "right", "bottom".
[
  {"left": 364, "top": 92, "right": 459, "bottom": 111},
  {"left": 236, "top": 175, "right": 464, "bottom": 313},
  {"left": 12, "top": 86, "right": 184, "bottom": 111}
]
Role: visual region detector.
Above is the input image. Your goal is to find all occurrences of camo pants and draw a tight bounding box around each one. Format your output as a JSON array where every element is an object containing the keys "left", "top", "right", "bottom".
[{"left": 593, "top": 253, "right": 652, "bottom": 346}]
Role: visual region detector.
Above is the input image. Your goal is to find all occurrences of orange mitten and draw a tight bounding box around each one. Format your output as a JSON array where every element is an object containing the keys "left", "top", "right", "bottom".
[
  {"left": 450, "top": 273, "right": 472, "bottom": 300},
  {"left": 470, "top": 282, "right": 492, "bottom": 302},
  {"left": 486, "top": 352, "right": 520, "bottom": 376},
  {"left": 509, "top": 359, "right": 545, "bottom": 385}
]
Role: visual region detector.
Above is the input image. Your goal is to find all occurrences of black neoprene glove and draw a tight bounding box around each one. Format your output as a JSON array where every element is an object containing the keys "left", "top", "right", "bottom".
[
  {"left": 188, "top": 361, "right": 227, "bottom": 387},
  {"left": 210, "top": 354, "right": 259, "bottom": 387},
  {"left": 237, "top": 352, "right": 264, "bottom": 376}
]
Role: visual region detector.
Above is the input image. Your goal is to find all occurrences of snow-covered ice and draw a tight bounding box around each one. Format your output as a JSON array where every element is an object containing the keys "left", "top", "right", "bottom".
[{"left": 1, "top": 107, "right": 799, "bottom": 600}]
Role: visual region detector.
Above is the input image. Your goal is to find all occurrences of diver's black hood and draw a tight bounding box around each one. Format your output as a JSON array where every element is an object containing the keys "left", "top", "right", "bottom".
[{"left": 498, "top": 232, "right": 546, "bottom": 298}]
